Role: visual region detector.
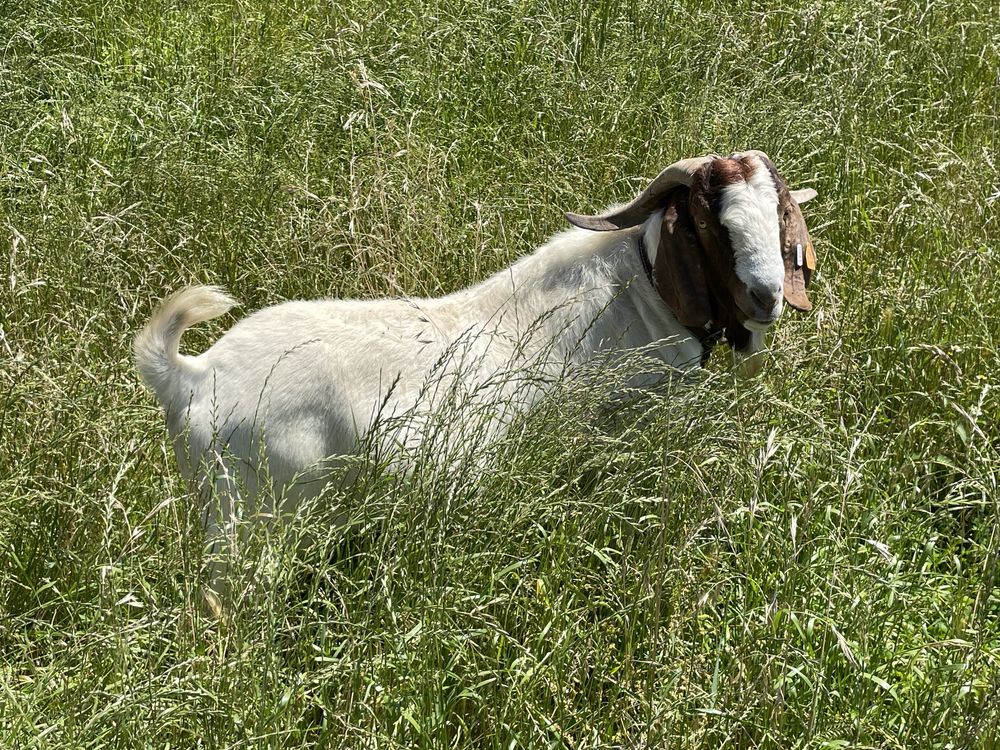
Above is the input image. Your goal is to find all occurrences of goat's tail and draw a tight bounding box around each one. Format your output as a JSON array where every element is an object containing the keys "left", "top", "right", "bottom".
[{"left": 134, "top": 285, "right": 236, "bottom": 404}]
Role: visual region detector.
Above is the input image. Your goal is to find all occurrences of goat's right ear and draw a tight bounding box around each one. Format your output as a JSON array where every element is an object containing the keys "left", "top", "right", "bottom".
[
  {"left": 652, "top": 191, "right": 712, "bottom": 329},
  {"left": 564, "top": 155, "right": 716, "bottom": 231},
  {"left": 565, "top": 211, "right": 619, "bottom": 232}
]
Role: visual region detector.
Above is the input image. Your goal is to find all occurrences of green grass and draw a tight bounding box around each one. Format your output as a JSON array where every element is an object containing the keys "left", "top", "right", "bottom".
[{"left": 2, "top": 0, "right": 999, "bottom": 746}]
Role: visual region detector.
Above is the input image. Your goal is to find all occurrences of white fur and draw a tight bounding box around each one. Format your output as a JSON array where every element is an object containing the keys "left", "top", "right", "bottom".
[
  {"left": 135, "top": 227, "right": 706, "bottom": 579},
  {"left": 718, "top": 157, "right": 783, "bottom": 328},
  {"left": 641, "top": 208, "right": 664, "bottom": 268}
]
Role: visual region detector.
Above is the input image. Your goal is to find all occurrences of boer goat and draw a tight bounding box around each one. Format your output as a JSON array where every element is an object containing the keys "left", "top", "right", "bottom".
[{"left": 135, "top": 150, "right": 817, "bottom": 596}]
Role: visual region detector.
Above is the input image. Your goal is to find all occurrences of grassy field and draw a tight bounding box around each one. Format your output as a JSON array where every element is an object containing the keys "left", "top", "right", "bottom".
[{"left": 2, "top": 0, "right": 999, "bottom": 746}]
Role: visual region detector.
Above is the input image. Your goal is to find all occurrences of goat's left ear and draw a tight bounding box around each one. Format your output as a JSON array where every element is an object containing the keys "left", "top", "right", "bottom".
[
  {"left": 790, "top": 188, "right": 818, "bottom": 204},
  {"left": 781, "top": 192, "right": 817, "bottom": 312}
]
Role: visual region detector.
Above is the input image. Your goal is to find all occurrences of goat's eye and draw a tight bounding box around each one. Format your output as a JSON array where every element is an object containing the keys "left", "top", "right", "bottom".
[{"left": 697, "top": 219, "right": 707, "bottom": 229}]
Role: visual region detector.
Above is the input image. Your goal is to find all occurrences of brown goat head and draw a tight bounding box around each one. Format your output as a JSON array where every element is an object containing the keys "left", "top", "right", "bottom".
[{"left": 566, "top": 152, "right": 818, "bottom": 353}]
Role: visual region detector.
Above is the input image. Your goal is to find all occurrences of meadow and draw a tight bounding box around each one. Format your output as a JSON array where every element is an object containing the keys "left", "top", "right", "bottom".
[{"left": 1, "top": 0, "right": 998, "bottom": 746}]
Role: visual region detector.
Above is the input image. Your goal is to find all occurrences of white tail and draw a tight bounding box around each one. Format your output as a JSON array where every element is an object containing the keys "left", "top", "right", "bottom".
[{"left": 133, "top": 285, "right": 236, "bottom": 405}]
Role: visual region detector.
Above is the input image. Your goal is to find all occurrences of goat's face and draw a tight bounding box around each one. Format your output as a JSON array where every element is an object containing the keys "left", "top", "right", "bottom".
[
  {"left": 688, "top": 154, "right": 786, "bottom": 332},
  {"left": 564, "top": 150, "right": 818, "bottom": 349}
]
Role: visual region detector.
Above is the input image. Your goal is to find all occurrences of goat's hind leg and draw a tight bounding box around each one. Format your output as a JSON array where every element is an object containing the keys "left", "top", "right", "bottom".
[{"left": 194, "top": 459, "right": 262, "bottom": 618}]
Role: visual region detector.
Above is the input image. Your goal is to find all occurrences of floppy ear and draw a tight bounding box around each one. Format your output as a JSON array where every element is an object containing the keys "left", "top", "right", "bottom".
[
  {"left": 652, "top": 190, "right": 712, "bottom": 328},
  {"left": 564, "top": 155, "right": 716, "bottom": 231},
  {"left": 781, "top": 197, "right": 816, "bottom": 312},
  {"left": 783, "top": 262, "right": 812, "bottom": 311}
]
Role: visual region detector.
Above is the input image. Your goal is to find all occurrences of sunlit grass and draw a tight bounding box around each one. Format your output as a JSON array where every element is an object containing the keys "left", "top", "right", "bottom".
[{"left": 1, "top": 0, "right": 998, "bottom": 747}]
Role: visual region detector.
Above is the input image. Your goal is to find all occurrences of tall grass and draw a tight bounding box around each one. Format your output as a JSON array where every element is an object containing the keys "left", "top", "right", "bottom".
[{"left": 1, "top": 0, "right": 998, "bottom": 746}]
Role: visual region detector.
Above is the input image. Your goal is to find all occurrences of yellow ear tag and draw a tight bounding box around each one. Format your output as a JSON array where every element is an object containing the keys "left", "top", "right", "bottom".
[{"left": 804, "top": 242, "right": 817, "bottom": 271}]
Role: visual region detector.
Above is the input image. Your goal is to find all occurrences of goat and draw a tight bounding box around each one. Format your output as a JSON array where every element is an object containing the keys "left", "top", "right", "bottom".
[{"left": 134, "top": 151, "right": 817, "bottom": 599}]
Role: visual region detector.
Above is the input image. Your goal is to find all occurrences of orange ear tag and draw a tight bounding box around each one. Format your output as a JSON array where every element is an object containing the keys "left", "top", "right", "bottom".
[{"left": 805, "top": 242, "right": 817, "bottom": 271}]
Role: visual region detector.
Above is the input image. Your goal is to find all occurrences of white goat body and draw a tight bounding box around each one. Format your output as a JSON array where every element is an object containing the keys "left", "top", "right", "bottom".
[
  {"left": 135, "top": 152, "right": 818, "bottom": 604},
  {"left": 135, "top": 226, "right": 705, "bottom": 505}
]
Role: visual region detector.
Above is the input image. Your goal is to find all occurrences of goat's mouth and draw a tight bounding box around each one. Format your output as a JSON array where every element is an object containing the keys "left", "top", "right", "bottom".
[
  {"left": 738, "top": 309, "right": 781, "bottom": 332},
  {"left": 733, "top": 284, "right": 784, "bottom": 332},
  {"left": 735, "top": 291, "right": 784, "bottom": 332},
  {"left": 742, "top": 317, "right": 775, "bottom": 332}
]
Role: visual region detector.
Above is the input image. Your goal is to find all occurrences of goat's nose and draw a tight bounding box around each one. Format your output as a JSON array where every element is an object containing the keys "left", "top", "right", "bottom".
[{"left": 749, "top": 281, "right": 782, "bottom": 312}]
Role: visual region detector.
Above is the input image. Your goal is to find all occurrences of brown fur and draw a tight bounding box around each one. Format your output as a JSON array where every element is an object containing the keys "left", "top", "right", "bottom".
[
  {"left": 652, "top": 189, "right": 712, "bottom": 328},
  {"left": 705, "top": 156, "right": 755, "bottom": 191},
  {"left": 688, "top": 158, "right": 753, "bottom": 344}
]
